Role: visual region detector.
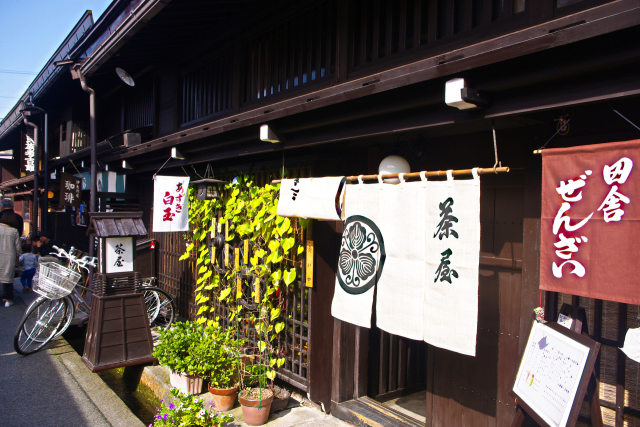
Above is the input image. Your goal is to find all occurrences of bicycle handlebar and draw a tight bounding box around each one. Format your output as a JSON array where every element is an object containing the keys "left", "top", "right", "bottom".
[{"left": 50, "top": 245, "right": 97, "bottom": 271}]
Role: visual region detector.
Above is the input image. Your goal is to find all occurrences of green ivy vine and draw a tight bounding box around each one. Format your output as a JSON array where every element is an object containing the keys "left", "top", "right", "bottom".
[{"left": 180, "top": 175, "right": 308, "bottom": 383}]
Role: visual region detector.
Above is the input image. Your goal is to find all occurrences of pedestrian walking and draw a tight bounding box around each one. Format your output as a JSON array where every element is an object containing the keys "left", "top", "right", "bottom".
[
  {"left": 0, "top": 198, "right": 24, "bottom": 237},
  {"left": 19, "top": 243, "right": 38, "bottom": 293},
  {"left": 0, "top": 222, "right": 21, "bottom": 307}
]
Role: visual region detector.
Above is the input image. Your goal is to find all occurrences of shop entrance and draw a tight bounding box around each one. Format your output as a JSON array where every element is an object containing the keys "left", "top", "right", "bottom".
[{"left": 368, "top": 328, "right": 428, "bottom": 423}]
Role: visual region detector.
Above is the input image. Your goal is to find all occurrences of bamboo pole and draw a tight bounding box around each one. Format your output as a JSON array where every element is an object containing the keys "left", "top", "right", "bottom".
[{"left": 271, "top": 166, "right": 509, "bottom": 184}]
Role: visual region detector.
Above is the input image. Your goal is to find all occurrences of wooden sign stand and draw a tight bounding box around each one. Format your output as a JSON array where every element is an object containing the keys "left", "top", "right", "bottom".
[{"left": 511, "top": 320, "right": 601, "bottom": 427}]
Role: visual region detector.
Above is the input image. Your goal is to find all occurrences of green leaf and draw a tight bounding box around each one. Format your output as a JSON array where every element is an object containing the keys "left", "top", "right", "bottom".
[
  {"left": 258, "top": 341, "right": 267, "bottom": 352},
  {"left": 198, "top": 265, "right": 207, "bottom": 274},
  {"left": 268, "top": 240, "right": 279, "bottom": 254},
  {"left": 283, "top": 268, "right": 297, "bottom": 286},
  {"left": 270, "top": 308, "right": 281, "bottom": 321},
  {"left": 201, "top": 270, "right": 212, "bottom": 282},
  {"left": 197, "top": 305, "right": 209, "bottom": 314},
  {"left": 270, "top": 270, "right": 282, "bottom": 285},
  {"left": 274, "top": 322, "right": 285, "bottom": 334},
  {"left": 204, "top": 282, "right": 216, "bottom": 291},
  {"left": 297, "top": 244, "right": 304, "bottom": 255},
  {"left": 277, "top": 357, "right": 285, "bottom": 367},
  {"left": 266, "top": 370, "right": 276, "bottom": 381},
  {"left": 219, "top": 287, "right": 231, "bottom": 301},
  {"left": 281, "top": 237, "right": 295, "bottom": 253}
]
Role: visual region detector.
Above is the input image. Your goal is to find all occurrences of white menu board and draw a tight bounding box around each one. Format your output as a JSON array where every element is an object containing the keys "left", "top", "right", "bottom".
[{"left": 513, "top": 321, "right": 590, "bottom": 427}]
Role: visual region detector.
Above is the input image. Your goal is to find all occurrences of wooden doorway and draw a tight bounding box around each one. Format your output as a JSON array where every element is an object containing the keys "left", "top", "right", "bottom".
[{"left": 368, "top": 328, "right": 428, "bottom": 423}]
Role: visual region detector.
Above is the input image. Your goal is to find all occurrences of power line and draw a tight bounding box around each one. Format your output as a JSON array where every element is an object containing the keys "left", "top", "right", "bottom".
[{"left": 0, "top": 69, "right": 36, "bottom": 75}]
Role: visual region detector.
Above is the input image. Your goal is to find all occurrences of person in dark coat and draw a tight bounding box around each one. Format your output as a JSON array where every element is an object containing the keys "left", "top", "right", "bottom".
[
  {"left": 36, "top": 231, "right": 56, "bottom": 257},
  {"left": 0, "top": 198, "right": 24, "bottom": 237}
]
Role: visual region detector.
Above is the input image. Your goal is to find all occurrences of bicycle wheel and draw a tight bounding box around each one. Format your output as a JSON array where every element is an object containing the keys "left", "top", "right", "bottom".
[
  {"left": 14, "top": 296, "right": 74, "bottom": 355},
  {"left": 143, "top": 287, "right": 176, "bottom": 340}
]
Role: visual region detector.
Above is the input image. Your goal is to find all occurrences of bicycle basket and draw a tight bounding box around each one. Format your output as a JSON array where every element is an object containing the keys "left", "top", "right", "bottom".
[{"left": 33, "top": 262, "right": 82, "bottom": 299}]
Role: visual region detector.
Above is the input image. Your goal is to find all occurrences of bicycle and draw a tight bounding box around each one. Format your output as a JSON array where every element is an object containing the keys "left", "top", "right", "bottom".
[
  {"left": 140, "top": 276, "right": 176, "bottom": 340},
  {"left": 13, "top": 246, "right": 176, "bottom": 355}
]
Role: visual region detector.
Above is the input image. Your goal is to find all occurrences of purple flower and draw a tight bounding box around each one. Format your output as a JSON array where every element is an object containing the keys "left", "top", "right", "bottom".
[
  {"left": 169, "top": 403, "right": 175, "bottom": 409},
  {"left": 163, "top": 414, "right": 168, "bottom": 420}
]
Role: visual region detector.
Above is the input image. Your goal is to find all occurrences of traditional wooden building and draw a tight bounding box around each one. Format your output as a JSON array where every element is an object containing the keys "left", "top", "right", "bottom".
[{"left": 3, "top": 0, "right": 640, "bottom": 425}]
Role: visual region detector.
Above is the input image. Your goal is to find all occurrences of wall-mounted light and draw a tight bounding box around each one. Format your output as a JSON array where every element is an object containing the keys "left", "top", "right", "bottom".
[
  {"left": 445, "top": 78, "right": 486, "bottom": 110},
  {"left": 171, "top": 147, "right": 185, "bottom": 160},
  {"left": 378, "top": 155, "right": 410, "bottom": 184},
  {"left": 0, "top": 149, "right": 13, "bottom": 160},
  {"left": 260, "top": 124, "right": 280, "bottom": 143},
  {"left": 122, "top": 160, "right": 133, "bottom": 170}
]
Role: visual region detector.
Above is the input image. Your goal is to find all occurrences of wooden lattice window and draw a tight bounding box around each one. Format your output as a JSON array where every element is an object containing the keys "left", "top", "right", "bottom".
[
  {"left": 181, "top": 56, "right": 233, "bottom": 125},
  {"left": 241, "top": 1, "right": 336, "bottom": 104},
  {"left": 552, "top": 294, "right": 640, "bottom": 425}
]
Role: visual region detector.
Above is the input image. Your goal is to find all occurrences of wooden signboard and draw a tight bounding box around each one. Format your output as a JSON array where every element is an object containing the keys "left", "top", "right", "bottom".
[
  {"left": 59, "top": 173, "right": 82, "bottom": 208},
  {"left": 512, "top": 321, "right": 600, "bottom": 427}
]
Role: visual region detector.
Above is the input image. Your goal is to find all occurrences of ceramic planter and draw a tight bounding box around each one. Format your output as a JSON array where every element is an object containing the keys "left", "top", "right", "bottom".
[
  {"left": 208, "top": 384, "right": 238, "bottom": 411},
  {"left": 170, "top": 371, "right": 204, "bottom": 395},
  {"left": 269, "top": 385, "right": 291, "bottom": 413},
  {"left": 238, "top": 388, "right": 274, "bottom": 426}
]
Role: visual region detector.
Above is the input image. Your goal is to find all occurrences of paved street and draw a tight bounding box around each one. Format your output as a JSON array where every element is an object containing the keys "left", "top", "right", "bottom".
[
  {"left": 1, "top": 278, "right": 350, "bottom": 427},
  {"left": 0, "top": 279, "right": 143, "bottom": 427}
]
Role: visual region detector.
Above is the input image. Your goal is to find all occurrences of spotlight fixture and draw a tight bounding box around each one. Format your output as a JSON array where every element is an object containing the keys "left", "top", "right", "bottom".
[
  {"left": 260, "top": 124, "right": 280, "bottom": 143},
  {"left": 170, "top": 147, "right": 185, "bottom": 160},
  {"left": 445, "top": 78, "right": 487, "bottom": 110}
]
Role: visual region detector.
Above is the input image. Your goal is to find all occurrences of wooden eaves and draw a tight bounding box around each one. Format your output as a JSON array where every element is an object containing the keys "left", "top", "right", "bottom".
[{"left": 98, "top": 0, "right": 640, "bottom": 166}]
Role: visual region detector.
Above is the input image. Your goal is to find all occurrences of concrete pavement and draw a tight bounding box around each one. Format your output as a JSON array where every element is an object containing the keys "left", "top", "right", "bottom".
[
  {"left": 1, "top": 277, "right": 351, "bottom": 426},
  {"left": 140, "top": 364, "right": 350, "bottom": 426},
  {"left": 0, "top": 278, "right": 143, "bottom": 427}
]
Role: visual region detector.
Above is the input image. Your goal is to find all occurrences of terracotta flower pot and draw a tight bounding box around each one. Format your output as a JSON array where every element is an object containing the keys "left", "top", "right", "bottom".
[
  {"left": 208, "top": 384, "right": 238, "bottom": 411},
  {"left": 169, "top": 371, "right": 204, "bottom": 395},
  {"left": 238, "top": 388, "right": 274, "bottom": 426}
]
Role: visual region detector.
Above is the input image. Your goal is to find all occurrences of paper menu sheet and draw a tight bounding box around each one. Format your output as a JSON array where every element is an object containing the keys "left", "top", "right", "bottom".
[{"left": 513, "top": 322, "right": 590, "bottom": 427}]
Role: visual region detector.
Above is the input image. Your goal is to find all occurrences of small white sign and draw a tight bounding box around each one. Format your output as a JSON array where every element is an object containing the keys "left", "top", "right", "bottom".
[{"left": 105, "top": 236, "right": 134, "bottom": 273}]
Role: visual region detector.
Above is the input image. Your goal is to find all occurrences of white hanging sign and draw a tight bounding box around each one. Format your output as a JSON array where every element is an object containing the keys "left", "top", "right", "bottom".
[{"left": 153, "top": 175, "right": 190, "bottom": 232}]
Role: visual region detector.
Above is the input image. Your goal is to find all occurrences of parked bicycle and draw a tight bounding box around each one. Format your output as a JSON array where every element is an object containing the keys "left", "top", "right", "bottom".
[{"left": 13, "top": 245, "right": 175, "bottom": 355}]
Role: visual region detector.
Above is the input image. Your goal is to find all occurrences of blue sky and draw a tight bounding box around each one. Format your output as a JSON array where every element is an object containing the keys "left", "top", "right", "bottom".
[{"left": 0, "top": 0, "right": 113, "bottom": 120}]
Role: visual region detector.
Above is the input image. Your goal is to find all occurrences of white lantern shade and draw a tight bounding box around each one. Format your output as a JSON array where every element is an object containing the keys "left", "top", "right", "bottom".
[{"left": 378, "top": 155, "right": 410, "bottom": 183}]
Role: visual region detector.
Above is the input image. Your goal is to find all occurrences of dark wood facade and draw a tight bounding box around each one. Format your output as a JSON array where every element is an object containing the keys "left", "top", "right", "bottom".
[{"left": 2, "top": 0, "right": 640, "bottom": 425}]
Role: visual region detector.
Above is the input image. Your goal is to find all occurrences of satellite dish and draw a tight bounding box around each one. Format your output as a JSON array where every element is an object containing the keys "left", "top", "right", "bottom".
[{"left": 115, "top": 67, "right": 135, "bottom": 87}]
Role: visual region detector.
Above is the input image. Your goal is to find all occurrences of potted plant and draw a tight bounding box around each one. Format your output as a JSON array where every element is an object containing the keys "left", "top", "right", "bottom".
[
  {"left": 153, "top": 321, "right": 205, "bottom": 395},
  {"left": 193, "top": 322, "right": 245, "bottom": 411},
  {"left": 238, "top": 363, "right": 274, "bottom": 426},
  {"left": 152, "top": 388, "right": 233, "bottom": 426}
]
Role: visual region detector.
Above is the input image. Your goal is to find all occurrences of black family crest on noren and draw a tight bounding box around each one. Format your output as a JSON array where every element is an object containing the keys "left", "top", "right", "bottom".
[{"left": 337, "top": 215, "right": 386, "bottom": 295}]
